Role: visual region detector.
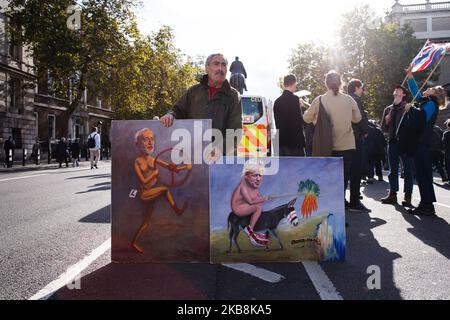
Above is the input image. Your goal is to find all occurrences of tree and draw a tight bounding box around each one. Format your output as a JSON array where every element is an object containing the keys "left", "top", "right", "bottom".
[
  {"left": 287, "top": 43, "right": 333, "bottom": 99},
  {"left": 6, "top": 0, "right": 202, "bottom": 121},
  {"left": 287, "top": 5, "right": 422, "bottom": 119}
]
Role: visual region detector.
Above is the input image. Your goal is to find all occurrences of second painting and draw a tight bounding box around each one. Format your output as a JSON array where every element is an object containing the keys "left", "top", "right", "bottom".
[{"left": 210, "top": 157, "right": 346, "bottom": 263}]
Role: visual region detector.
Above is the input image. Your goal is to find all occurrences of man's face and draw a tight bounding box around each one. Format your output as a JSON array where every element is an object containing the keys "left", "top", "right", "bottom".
[
  {"left": 206, "top": 55, "right": 227, "bottom": 86},
  {"left": 141, "top": 130, "right": 155, "bottom": 155},
  {"left": 245, "top": 172, "right": 263, "bottom": 189},
  {"left": 355, "top": 86, "right": 364, "bottom": 97},
  {"left": 393, "top": 88, "right": 406, "bottom": 100}
]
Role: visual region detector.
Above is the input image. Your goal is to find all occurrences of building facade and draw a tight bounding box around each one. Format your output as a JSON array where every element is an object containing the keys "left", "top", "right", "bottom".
[
  {"left": 0, "top": 0, "right": 113, "bottom": 162},
  {"left": 388, "top": 0, "right": 450, "bottom": 127}
]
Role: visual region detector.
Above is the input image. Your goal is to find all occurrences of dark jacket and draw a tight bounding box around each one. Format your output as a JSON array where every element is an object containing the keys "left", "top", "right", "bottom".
[
  {"left": 367, "top": 122, "right": 386, "bottom": 158},
  {"left": 350, "top": 94, "right": 369, "bottom": 141},
  {"left": 381, "top": 101, "right": 408, "bottom": 144},
  {"left": 70, "top": 142, "right": 80, "bottom": 158},
  {"left": 273, "top": 90, "right": 306, "bottom": 149},
  {"left": 443, "top": 130, "right": 450, "bottom": 155},
  {"left": 169, "top": 75, "right": 242, "bottom": 155},
  {"left": 229, "top": 60, "right": 247, "bottom": 78},
  {"left": 57, "top": 141, "right": 68, "bottom": 158},
  {"left": 431, "top": 125, "right": 444, "bottom": 152},
  {"left": 4, "top": 139, "right": 14, "bottom": 151}
]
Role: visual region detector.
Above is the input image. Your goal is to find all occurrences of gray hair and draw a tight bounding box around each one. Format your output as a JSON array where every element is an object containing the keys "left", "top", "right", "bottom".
[{"left": 205, "top": 53, "right": 228, "bottom": 67}]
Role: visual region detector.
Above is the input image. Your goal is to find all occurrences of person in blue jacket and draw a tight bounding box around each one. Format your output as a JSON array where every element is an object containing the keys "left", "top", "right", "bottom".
[{"left": 405, "top": 64, "right": 448, "bottom": 215}]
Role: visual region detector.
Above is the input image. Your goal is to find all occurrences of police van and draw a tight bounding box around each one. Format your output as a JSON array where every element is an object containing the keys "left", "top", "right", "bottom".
[{"left": 238, "top": 95, "right": 276, "bottom": 157}]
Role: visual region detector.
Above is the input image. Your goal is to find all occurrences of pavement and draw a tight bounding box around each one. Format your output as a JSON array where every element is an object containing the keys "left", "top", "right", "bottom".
[{"left": 0, "top": 163, "right": 449, "bottom": 300}]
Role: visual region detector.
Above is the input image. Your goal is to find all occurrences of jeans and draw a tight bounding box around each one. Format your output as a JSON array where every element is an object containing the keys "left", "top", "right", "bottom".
[
  {"left": 279, "top": 146, "right": 305, "bottom": 157},
  {"left": 414, "top": 144, "right": 436, "bottom": 204},
  {"left": 387, "top": 142, "right": 413, "bottom": 194}
]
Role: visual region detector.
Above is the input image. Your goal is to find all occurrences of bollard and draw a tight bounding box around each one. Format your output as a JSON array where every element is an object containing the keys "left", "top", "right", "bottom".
[
  {"left": 48, "top": 146, "right": 51, "bottom": 164},
  {"left": 22, "top": 149, "right": 27, "bottom": 166},
  {"left": 36, "top": 149, "right": 40, "bottom": 165},
  {"left": 86, "top": 148, "right": 89, "bottom": 162},
  {"left": 8, "top": 149, "right": 13, "bottom": 168}
]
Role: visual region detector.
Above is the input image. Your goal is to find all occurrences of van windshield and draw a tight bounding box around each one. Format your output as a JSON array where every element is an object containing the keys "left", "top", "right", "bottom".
[{"left": 242, "top": 97, "right": 263, "bottom": 124}]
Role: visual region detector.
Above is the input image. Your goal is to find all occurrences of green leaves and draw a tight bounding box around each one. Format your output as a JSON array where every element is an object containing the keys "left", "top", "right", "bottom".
[
  {"left": 6, "top": 0, "right": 201, "bottom": 120},
  {"left": 298, "top": 180, "right": 320, "bottom": 197},
  {"left": 287, "top": 5, "right": 423, "bottom": 119}
]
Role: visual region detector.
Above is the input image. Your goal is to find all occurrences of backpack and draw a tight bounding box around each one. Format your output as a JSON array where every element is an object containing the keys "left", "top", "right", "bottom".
[
  {"left": 87, "top": 134, "right": 97, "bottom": 149},
  {"left": 397, "top": 108, "right": 425, "bottom": 157},
  {"left": 312, "top": 96, "right": 333, "bottom": 157}
]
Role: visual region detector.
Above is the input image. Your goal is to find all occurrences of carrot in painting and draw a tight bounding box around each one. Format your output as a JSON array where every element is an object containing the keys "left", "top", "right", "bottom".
[{"left": 298, "top": 180, "right": 320, "bottom": 218}]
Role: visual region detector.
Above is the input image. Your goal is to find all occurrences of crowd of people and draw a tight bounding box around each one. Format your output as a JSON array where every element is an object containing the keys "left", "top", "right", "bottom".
[{"left": 275, "top": 67, "right": 449, "bottom": 216}]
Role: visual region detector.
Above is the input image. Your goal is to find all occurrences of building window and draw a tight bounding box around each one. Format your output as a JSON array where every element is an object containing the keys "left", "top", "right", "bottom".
[
  {"left": 432, "top": 17, "right": 450, "bottom": 32},
  {"left": 34, "top": 112, "right": 39, "bottom": 138},
  {"left": 48, "top": 115, "right": 56, "bottom": 140},
  {"left": 9, "top": 77, "right": 23, "bottom": 111},
  {"left": 12, "top": 128, "right": 22, "bottom": 149},
  {"left": 8, "top": 18, "right": 22, "bottom": 61},
  {"left": 404, "top": 18, "right": 427, "bottom": 33},
  {"left": 0, "top": 72, "right": 6, "bottom": 112}
]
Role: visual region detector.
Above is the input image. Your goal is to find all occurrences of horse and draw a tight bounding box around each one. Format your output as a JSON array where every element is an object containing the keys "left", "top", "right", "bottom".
[
  {"left": 230, "top": 73, "right": 247, "bottom": 95},
  {"left": 227, "top": 198, "right": 299, "bottom": 252}
]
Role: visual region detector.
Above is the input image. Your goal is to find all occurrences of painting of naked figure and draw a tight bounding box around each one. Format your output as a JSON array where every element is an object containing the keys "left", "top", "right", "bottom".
[
  {"left": 111, "top": 120, "right": 211, "bottom": 263},
  {"left": 210, "top": 157, "right": 346, "bottom": 263}
]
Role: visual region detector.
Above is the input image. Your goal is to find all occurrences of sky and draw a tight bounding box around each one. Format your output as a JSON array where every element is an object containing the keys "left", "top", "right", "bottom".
[{"left": 135, "top": 0, "right": 435, "bottom": 101}]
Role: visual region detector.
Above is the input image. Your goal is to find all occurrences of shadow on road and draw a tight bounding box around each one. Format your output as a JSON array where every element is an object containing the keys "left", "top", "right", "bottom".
[
  {"left": 66, "top": 173, "right": 111, "bottom": 180},
  {"left": 320, "top": 210, "right": 403, "bottom": 299},
  {"left": 50, "top": 263, "right": 218, "bottom": 300},
  {"left": 76, "top": 182, "right": 111, "bottom": 194},
  {"left": 401, "top": 211, "right": 450, "bottom": 260},
  {"left": 79, "top": 205, "right": 111, "bottom": 224}
]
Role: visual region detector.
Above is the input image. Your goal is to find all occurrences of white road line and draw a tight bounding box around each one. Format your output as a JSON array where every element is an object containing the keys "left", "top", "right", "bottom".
[
  {"left": 302, "top": 261, "right": 343, "bottom": 300},
  {"left": 222, "top": 263, "right": 285, "bottom": 283},
  {"left": 0, "top": 174, "right": 49, "bottom": 182},
  {"left": 414, "top": 198, "right": 450, "bottom": 209},
  {"left": 0, "top": 164, "right": 111, "bottom": 182},
  {"left": 29, "top": 238, "right": 111, "bottom": 300}
]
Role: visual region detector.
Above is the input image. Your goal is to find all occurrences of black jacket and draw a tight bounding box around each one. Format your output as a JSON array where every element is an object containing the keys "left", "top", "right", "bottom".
[
  {"left": 443, "top": 130, "right": 450, "bottom": 155},
  {"left": 350, "top": 94, "right": 369, "bottom": 140},
  {"left": 367, "top": 122, "right": 386, "bottom": 158},
  {"left": 273, "top": 90, "right": 305, "bottom": 149},
  {"left": 229, "top": 60, "right": 247, "bottom": 78}
]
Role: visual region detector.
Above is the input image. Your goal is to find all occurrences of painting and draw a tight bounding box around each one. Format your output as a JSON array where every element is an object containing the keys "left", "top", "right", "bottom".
[
  {"left": 210, "top": 157, "right": 346, "bottom": 263},
  {"left": 111, "top": 120, "right": 211, "bottom": 263}
]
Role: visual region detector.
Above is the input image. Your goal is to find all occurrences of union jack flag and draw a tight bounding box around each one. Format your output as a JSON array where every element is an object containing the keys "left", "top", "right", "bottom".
[{"left": 411, "top": 40, "right": 450, "bottom": 73}]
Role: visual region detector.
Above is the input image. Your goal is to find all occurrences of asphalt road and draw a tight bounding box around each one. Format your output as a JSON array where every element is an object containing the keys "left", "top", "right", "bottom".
[{"left": 0, "top": 161, "right": 449, "bottom": 300}]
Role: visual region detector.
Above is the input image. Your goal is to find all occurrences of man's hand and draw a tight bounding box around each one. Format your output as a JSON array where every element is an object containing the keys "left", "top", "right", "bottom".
[
  {"left": 167, "top": 163, "right": 179, "bottom": 173},
  {"left": 160, "top": 114, "right": 174, "bottom": 127},
  {"left": 406, "top": 64, "right": 413, "bottom": 79},
  {"left": 404, "top": 103, "right": 412, "bottom": 113}
]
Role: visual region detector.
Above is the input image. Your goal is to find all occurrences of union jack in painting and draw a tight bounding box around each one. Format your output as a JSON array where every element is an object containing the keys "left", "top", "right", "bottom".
[{"left": 411, "top": 40, "right": 450, "bottom": 73}]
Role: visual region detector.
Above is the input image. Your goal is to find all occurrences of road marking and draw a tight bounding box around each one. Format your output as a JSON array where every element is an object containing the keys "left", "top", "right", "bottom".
[
  {"left": 414, "top": 198, "right": 450, "bottom": 209},
  {"left": 222, "top": 263, "right": 285, "bottom": 283},
  {"left": 29, "top": 238, "right": 111, "bottom": 300},
  {"left": 0, "top": 174, "right": 49, "bottom": 182},
  {"left": 302, "top": 261, "right": 343, "bottom": 300},
  {"left": 0, "top": 164, "right": 111, "bottom": 182}
]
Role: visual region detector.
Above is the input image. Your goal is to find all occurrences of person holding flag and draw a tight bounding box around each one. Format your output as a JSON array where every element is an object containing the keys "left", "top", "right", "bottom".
[{"left": 404, "top": 60, "right": 448, "bottom": 216}]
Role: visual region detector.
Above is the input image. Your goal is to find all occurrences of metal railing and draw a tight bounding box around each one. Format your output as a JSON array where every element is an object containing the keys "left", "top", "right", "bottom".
[{"left": 402, "top": 1, "right": 450, "bottom": 12}]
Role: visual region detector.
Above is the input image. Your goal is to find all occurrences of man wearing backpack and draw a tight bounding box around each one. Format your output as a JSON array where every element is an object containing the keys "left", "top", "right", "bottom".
[{"left": 87, "top": 127, "right": 101, "bottom": 169}]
